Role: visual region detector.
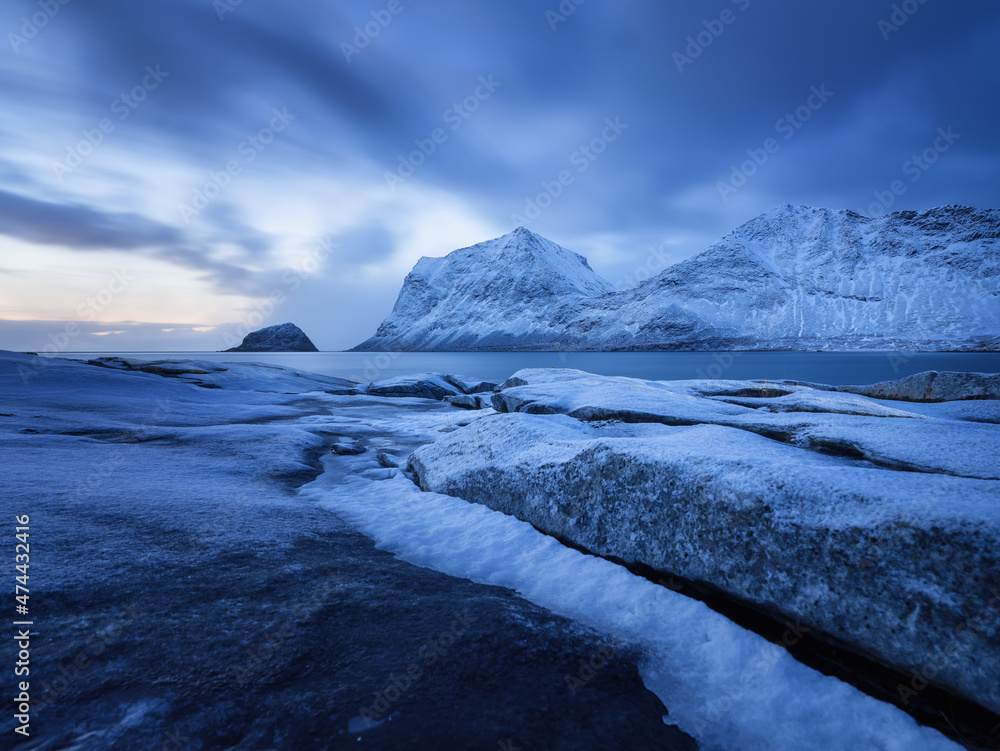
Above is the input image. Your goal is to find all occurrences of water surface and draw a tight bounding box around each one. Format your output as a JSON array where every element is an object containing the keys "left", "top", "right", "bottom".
[{"left": 62, "top": 350, "right": 1000, "bottom": 385}]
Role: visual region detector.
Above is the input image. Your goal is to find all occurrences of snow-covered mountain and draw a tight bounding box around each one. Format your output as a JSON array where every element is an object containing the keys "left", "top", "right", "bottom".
[
  {"left": 353, "top": 226, "right": 614, "bottom": 350},
  {"left": 353, "top": 206, "right": 1000, "bottom": 351}
]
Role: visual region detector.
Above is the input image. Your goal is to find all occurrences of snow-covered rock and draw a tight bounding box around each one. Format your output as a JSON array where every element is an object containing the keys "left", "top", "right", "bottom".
[
  {"left": 838, "top": 370, "right": 1000, "bottom": 402},
  {"left": 355, "top": 205, "right": 1000, "bottom": 351},
  {"left": 442, "top": 374, "right": 500, "bottom": 394},
  {"left": 367, "top": 373, "right": 499, "bottom": 401},
  {"left": 408, "top": 368, "right": 1000, "bottom": 715},
  {"left": 225, "top": 322, "right": 319, "bottom": 352},
  {"left": 445, "top": 394, "right": 490, "bottom": 410},
  {"left": 366, "top": 373, "right": 463, "bottom": 400}
]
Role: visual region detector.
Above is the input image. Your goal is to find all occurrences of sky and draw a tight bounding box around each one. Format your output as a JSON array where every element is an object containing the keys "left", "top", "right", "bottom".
[{"left": 1, "top": 0, "right": 998, "bottom": 352}]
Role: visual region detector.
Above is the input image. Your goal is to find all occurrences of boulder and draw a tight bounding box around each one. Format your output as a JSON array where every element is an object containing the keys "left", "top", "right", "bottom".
[
  {"left": 443, "top": 374, "right": 500, "bottom": 394},
  {"left": 331, "top": 441, "right": 365, "bottom": 456},
  {"left": 376, "top": 452, "right": 399, "bottom": 469},
  {"left": 409, "top": 369, "right": 1000, "bottom": 715},
  {"left": 445, "top": 394, "right": 491, "bottom": 410},
  {"left": 838, "top": 371, "right": 1000, "bottom": 402},
  {"left": 366, "top": 374, "right": 463, "bottom": 401}
]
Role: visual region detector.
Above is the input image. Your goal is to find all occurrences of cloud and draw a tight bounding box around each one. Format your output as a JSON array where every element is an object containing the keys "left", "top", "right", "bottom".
[
  {"left": 0, "top": 189, "right": 182, "bottom": 249},
  {"left": 1, "top": 0, "right": 998, "bottom": 350},
  {"left": 0, "top": 189, "right": 273, "bottom": 295}
]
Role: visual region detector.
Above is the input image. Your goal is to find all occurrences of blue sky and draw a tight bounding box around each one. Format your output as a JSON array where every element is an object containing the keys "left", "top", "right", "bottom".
[{"left": 1, "top": 0, "right": 998, "bottom": 351}]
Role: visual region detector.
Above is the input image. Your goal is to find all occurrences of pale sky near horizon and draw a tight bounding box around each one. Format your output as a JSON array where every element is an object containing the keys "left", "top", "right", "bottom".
[{"left": 1, "top": 0, "right": 999, "bottom": 351}]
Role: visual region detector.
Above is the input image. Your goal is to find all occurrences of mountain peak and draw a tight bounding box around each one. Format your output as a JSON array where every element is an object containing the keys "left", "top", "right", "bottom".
[
  {"left": 353, "top": 205, "right": 1000, "bottom": 352},
  {"left": 351, "top": 229, "right": 613, "bottom": 351}
]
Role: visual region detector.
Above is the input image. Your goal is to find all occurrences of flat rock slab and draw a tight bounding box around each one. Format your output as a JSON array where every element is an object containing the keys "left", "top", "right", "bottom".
[
  {"left": 491, "top": 368, "right": 1000, "bottom": 481},
  {"left": 839, "top": 370, "right": 1000, "bottom": 402},
  {"left": 88, "top": 356, "right": 361, "bottom": 395},
  {"left": 411, "top": 368, "right": 1000, "bottom": 716},
  {"left": 0, "top": 353, "right": 691, "bottom": 750}
]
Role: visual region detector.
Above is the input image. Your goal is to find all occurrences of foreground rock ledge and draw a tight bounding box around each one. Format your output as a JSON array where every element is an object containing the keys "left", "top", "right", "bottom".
[{"left": 408, "top": 368, "right": 1000, "bottom": 716}]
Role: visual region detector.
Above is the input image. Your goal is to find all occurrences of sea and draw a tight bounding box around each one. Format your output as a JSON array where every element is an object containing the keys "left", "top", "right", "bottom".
[{"left": 60, "top": 350, "right": 1000, "bottom": 386}]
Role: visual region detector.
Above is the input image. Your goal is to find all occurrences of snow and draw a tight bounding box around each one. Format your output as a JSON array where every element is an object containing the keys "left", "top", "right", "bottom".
[
  {"left": 1, "top": 351, "right": 983, "bottom": 749},
  {"left": 352, "top": 226, "right": 615, "bottom": 351},
  {"left": 411, "top": 369, "right": 1000, "bottom": 715},
  {"left": 355, "top": 205, "right": 1000, "bottom": 351},
  {"left": 711, "top": 389, "right": 926, "bottom": 418},
  {"left": 495, "top": 367, "right": 1000, "bottom": 480},
  {"left": 304, "top": 453, "right": 959, "bottom": 751},
  {"left": 493, "top": 368, "right": 755, "bottom": 422}
]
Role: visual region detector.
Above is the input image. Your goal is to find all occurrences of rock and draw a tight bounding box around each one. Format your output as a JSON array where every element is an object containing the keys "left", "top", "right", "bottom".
[
  {"left": 225, "top": 322, "right": 319, "bottom": 352},
  {"left": 367, "top": 374, "right": 463, "bottom": 401},
  {"left": 332, "top": 441, "right": 365, "bottom": 456},
  {"left": 445, "top": 394, "right": 491, "bottom": 410},
  {"left": 409, "top": 369, "right": 1000, "bottom": 716},
  {"left": 86, "top": 356, "right": 360, "bottom": 395},
  {"left": 490, "top": 369, "right": 1000, "bottom": 479},
  {"left": 376, "top": 452, "right": 399, "bottom": 468},
  {"left": 839, "top": 371, "right": 1000, "bottom": 402},
  {"left": 442, "top": 373, "right": 499, "bottom": 394},
  {"left": 490, "top": 368, "right": 766, "bottom": 424}
]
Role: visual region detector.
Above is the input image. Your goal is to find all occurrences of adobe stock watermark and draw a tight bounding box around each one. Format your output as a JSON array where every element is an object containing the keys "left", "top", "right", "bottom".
[
  {"left": 673, "top": 0, "right": 752, "bottom": 73},
  {"left": 895, "top": 589, "right": 1000, "bottom": 707},
  {"left": 220, "top": 234, "right": 335, "bottom": 350},
  {"left": 52, "top": 65, "right": 169, "bottom": 183},
  {"left": 877, "top": 0, "right": 931, "bottom": 41},
  {"left": 16, "top": 268, "right": 134, "bottom": 385},
  {"left": 546, "top": 0, "right": 586, "bottom": 31},
  {"left": 613, "top": 240, "right": 676, "bottom": 290},
  {"left": 511, "top": 116, "right": 628, "bottom": 226},
  {"left": 73, "top": 397, "right": 174, "bottom": 502},
  {"left": 214, "top": 0, "right": 245, "bottom": 21},
  {"left": 357, "top": 610, "right": 478, "bottom": 730},
  {"left": 564, "top": 643, "right": 618, "bottom": 695},
  {"left": 716, "top": 84, "right": 833, "bottom": 202},
  {"left": 231, "top": 569, "right": 345, "bottom": 687},
  {"left": 31, "top": 601, "right": 143, "bottom": 717},
  {"left": 7, "top": 0, "right": 71, "bottom": 53},
  {"left": 384, "top": 75, "right": 502, "bottom": 191},
  {"left": 696, "top": 351, "right": 744, "bottom": 380},
  {"left": 689, "top": 619, "right": 810, "bottom": 735},
  {"left": 341, "top": 0, "right": 413, "bottom": 62},
  {"left": 350, "top": 351, "right": 402, "bottom": 384},
  {"left": 855, "top": 126, "right": 960, "bottom": 217},
  {"left": 178, "top": 106, "right": 295, "bottom": 223}
]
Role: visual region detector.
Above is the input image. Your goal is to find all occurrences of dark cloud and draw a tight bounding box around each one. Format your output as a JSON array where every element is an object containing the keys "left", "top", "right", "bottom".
[
  {"left": 1, "top": 0, "right": 998, "bottom": 349},
  {"left": 0, "top": 189, "right": 182, "bottom": 249},
  {"left": 0, "top": 189, "right": 268, "bottom": 295}
]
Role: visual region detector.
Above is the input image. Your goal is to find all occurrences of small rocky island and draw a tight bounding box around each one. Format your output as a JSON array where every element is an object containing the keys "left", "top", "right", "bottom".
[{"left": 225, "top": 322, "right": 319, "bottom": 352}]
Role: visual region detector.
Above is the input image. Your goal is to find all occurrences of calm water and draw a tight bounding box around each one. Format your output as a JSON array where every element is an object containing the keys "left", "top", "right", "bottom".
[{"left": 62, "top": 351, "right": 1000, "bottom": 386}]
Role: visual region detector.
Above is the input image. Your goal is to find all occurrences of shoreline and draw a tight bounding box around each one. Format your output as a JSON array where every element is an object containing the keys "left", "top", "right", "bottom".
[{"left": 3, "top": 351, "right": 997, "bottom": 749}]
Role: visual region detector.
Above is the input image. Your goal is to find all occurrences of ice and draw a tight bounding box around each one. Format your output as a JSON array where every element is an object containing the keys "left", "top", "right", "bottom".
[
  {"left": 410, "top": 369, "right": 1000, "bottom": 714},
  {"left": 303, "top": 457, "right": 959, "bottom": 751}
]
